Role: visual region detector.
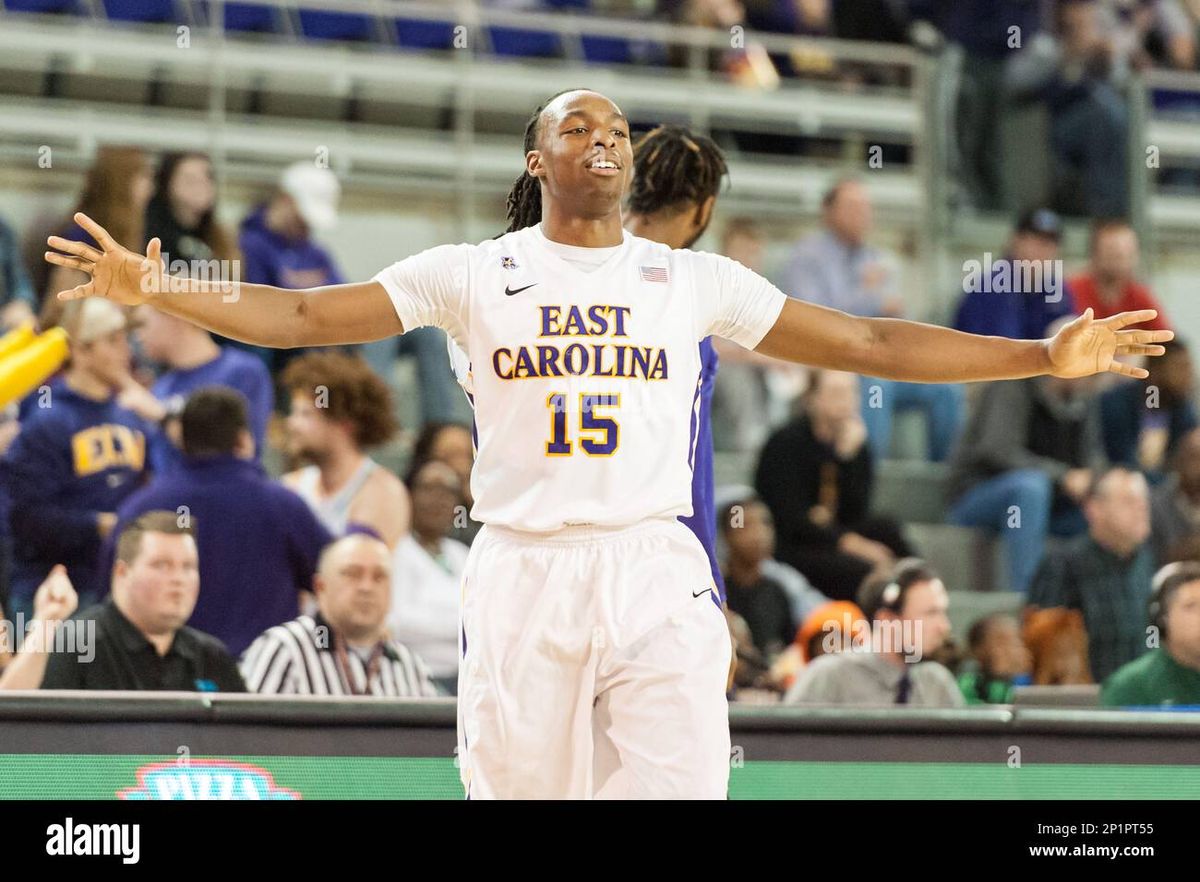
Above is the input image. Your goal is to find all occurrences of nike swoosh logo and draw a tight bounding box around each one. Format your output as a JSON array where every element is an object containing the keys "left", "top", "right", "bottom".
[
  {"left": 505, "top": 283, "right": 537, "bottom": 296},
  {"left": 693, "top": 588, "right": 713, "bottom": 599}
]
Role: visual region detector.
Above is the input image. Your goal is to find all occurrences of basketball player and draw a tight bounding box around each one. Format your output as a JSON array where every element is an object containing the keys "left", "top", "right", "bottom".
[
  {"left": 623, "top": 124, "right": 729, "bottom": 602},
  {"left": 47, "top": 89, "right": 1171, "bottom": 799},
  {"left": 449, "top": 123, "right": 729, "bottom": 598}
]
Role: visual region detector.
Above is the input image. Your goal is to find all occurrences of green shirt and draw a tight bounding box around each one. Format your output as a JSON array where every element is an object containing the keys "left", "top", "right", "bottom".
[
  {"left": 1101, "top": 648, "right": 1200, "bottom": 708},
  {"left": 957, "top": 671, "right": 1015, "bottom": 705}
]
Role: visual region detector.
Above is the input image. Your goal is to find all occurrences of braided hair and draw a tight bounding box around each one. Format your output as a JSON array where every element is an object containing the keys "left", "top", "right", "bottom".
[
  {"left": 628, "top": 124, "right": 727, "bottom": 218},
  {"left": 503, "top": 88, "right": 588, "bottom": 234}
]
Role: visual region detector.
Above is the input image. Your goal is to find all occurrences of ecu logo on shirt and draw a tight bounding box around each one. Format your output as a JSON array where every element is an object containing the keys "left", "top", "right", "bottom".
[{"left": 71, "top": 424, "right": 146, "bottom": 477}]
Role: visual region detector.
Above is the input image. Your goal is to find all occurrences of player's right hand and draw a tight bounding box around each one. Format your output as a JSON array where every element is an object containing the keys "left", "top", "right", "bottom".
[{"left": 45, "top": 212, "right": 165, "bottom": 307}]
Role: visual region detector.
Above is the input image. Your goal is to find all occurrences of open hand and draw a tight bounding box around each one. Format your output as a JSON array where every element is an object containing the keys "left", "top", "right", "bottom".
[
  {"left": 1046, "top": 309, "right": 1173, "bottom": 380},
  {"left": 45, "top": 212, "right": 164, "bottom": 307}
]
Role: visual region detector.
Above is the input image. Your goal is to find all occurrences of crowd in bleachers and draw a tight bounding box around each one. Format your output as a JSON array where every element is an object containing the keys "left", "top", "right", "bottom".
[
  {"left": 2, "top": 0, "right": 1200, "bottom": 710},
  {"left": 10, "top": 0, "right": 1200, "bottom": 208},
  {"left": 0, "top": 142, "right": 1196, "bottom": 710},
  {"left": 707, "top": 174, "right": 1200, "bottom": 709}
]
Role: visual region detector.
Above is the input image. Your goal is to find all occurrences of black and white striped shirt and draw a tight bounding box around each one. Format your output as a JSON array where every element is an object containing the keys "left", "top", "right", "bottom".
[{"left": 240, "top": 614, "right": 440, "bottom": 697}]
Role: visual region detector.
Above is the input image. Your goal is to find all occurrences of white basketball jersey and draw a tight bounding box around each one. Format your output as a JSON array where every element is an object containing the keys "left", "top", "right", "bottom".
[{"left": 373, "top": 224, "right": 786, "bottom": 532}]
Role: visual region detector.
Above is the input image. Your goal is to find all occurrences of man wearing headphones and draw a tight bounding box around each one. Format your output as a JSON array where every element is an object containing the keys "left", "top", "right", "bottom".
[
  {"left": 1101, "top": 561, "right": 1200, "bottom": 708},
  {"left": 784, "top": 558, "right": 963, "bottom": 707}
]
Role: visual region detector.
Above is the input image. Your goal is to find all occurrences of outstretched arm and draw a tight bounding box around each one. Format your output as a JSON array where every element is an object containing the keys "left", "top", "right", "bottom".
[
  {"left": 755, "top": 297, "right": 1172, "bottom": 382},
  {"left": 45, "top": 213, "right": 403, "bottom": 348}
]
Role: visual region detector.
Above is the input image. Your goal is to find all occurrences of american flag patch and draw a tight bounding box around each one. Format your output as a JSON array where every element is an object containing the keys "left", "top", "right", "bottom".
[{"left": 639, "top": 265, "right": 669, "bottom": 283}]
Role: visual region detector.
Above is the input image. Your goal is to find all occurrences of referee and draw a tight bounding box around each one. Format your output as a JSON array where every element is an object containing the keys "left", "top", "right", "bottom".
[{"left": 240, "top": 534, "right": 438, "bottom": 697}]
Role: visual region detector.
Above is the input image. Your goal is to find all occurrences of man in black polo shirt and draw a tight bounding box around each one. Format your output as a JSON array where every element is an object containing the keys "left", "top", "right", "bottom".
[{"left": 41, "top": 510, "right": 245, "bottom": 692}]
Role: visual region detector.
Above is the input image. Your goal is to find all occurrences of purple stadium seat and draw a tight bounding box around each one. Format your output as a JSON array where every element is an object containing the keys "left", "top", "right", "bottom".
[
  {"left": 394, "top": 17, "right": 455, "bottom": 51},
  {"left": 487, "top": 26, "right": 562, "bottom": 59},
  {"left": 581, "top": 34, "right": 632, "bottom": 65},
  {"left": 193, "top": 1, "right": 281, "bottom": 33},
  {"left": 297, "top": 9, "right": 375, "bottom": 42},
  {"left": 4, "top": 0, "right": 84, "bottom": 12},
  {"left": 102, "top": 0, "right": 180, "bottom": 22},
  {"left": 223, "top": 2, "right": 277, "bottom": 32}
]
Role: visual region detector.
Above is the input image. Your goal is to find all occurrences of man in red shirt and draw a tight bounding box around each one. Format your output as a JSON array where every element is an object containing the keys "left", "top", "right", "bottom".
[{"left": 1068, "top": 220, "right": 1171, "bottom": 331}]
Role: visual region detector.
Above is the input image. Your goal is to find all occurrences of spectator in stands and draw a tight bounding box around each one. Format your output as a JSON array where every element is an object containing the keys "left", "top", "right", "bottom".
[
  {"left": 1068, "top": 220, "right": 1171, "bottom": 330},
  {"left": 785, "top": 559, "right": 964, "bottom": 707},
  {"left": 710, "top": 217, "right": 808, "bottom": 453},
  {"left": 143, "top": 152, "right": 239, "bottom": 273},
  {"left": 956, "top": 613, "right": 1033, "bottom": 704},
  {"left": 0, "top": 214, "right": 37, "bottom": 330},
  {"left": 43, "top": 146, "right": 154, "bottom": 327},
  {"left": 281, "top": 352, "right": 410, "bottom": 547},
  {"left": 240, "top": 534, "right": 438, "bottom": 696},
  {"left": 3, "top": 298, "right": 149, "bottom": 620},
  {"left": 1028, "top": 467, "right": 1155, "bottom": 682},
  {"left": 233, "top": 161, "right": 345, "bottom": 375},
  {"left": 1022, "top": 606, "right": 1092, "bottom": 685},
  {"left": 407, "top": 421, "right": 478, "bottom": 546},
  {"left": 1006, "top": 0, "right": 1130, "bottom": 216},
  {"left": 925, "top": 0, "right": 1050, "bottom": 210},
  {"left": 947, "top": 358, "right": 1109, "bottom": 594},
  {"left": 41, "top": 511, "right": 246, "bottom": 691},
  {"left": 725, "top": 605, "right": 772, "bottom": 694},
  {"left": 0, "top": 564, "right": 78, "bottom": 690},
  {"left": 755, "top": 369, "right": 913, "bottom": 601},
  {"left": 107, "top": 388, "right": 332, "bottom": 655},
  {"left": 0, "top": 403, "right": 18, "bottom": 618},
  {"left": 953, "top": 208, "right": 1079, "bottom": 340},
  {"left": 769, "top": 599, "right": 869, "bottom": 694},
  {"left": 390, "top": 460, "right": 470, "bottom": 694},
  {"left": 1102, "top": 561, "right": 1200, "bottom": 707},
  {"left": 1117, "top": 0, "right": 1196, "bottom": 71},
  {"left": 1150, "top": 428, "right": 1200, "bottom": 563},
  {"left": 1102, "top": 339, "right": 1196, "bottom": 477},
  {"left": 784, "top": 179, "right": 963, "bottom": 461},
  {"left": 717, "top": 496, "right": 795, "bottom": 662},
  {"left": 124, "top": 304, "right": 274, "bottom": 474}
]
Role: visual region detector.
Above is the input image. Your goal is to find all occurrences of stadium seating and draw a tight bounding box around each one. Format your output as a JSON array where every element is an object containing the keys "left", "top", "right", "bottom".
[
  {"left": 486, "top": 25, "right": 563, "bottom": 59},
  {"left": 217, "top": 2, "right": 282, "bottom": 34},
  {"left": 393, "top": 17, "right": 457, "bottom": 52},
  {"left": 101, "top": 0, "right": 180, "bottom": 23},
  {"left": 296, "top": 9, "right": 377, "bottom": 43}
]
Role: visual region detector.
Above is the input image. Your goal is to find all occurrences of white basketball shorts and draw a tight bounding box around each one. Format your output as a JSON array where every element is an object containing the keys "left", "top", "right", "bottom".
[{"left": 456, "top": 516, "right": 731, "bottom": 799}]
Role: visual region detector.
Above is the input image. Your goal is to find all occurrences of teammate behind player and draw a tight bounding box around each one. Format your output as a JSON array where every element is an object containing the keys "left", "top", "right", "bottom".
[
  {"left": 624, "top": 124, "right": 728, "bottom": 601},
  {"left": 48, "top": 89, "right": 1172, "bottom": 799}
]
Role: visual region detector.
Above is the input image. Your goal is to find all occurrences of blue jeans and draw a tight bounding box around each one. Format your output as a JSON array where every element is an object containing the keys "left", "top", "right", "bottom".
[
  {"left": 948, "top": 469, "right": 1052, "bottom": 594},
  {"left": 860, "top": 378, "right": 965, "bottom": 461},
  {"left": 362, "top": 327, "right": 464, "bottom": 425},
  {"left": 1051, "top": 81, "right": 1129, "bottom": 217}
]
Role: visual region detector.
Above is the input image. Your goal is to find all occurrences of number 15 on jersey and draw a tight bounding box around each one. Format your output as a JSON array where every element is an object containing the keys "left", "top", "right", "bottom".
[{"left": 546, "top": 393, "right": 620, "bottom": 457}]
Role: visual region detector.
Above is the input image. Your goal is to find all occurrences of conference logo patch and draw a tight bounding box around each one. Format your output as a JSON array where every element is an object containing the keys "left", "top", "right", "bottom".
[{"left": 118, "top": 759, "right": 301, "bottom": 800}]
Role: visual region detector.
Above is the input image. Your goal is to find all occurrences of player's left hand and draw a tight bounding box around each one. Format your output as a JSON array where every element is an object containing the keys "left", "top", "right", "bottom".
[{"left": 1046, "top": 308, "right": 1173, "bottom": 380}]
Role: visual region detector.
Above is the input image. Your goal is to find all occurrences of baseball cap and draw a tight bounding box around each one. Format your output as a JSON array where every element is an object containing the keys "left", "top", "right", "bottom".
[
  {"left": 60, "top": 297, "right": 128, "bottom": 345},
  {"left": 280, "top": 161, "right": 341, "bottom": 233},
  {"left": 1015, "top": 207, "right": 1063, "bottom": 241}
]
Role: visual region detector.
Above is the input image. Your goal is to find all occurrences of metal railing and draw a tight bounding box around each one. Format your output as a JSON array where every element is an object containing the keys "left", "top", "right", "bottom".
[
  {"left": 1130, "top": 67, "right": 1200, "bottom": 246},
  {"left": 0, "top": 0, "right": 930, "bottom": 219}
]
